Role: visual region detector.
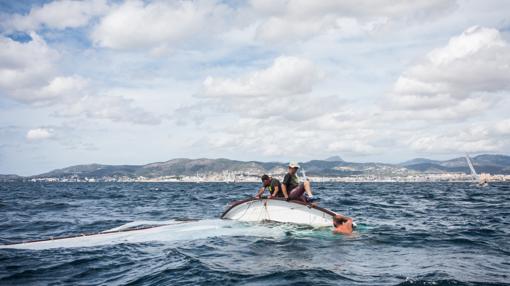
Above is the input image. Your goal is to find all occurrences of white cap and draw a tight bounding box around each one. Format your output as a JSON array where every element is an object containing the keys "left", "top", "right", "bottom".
[{"left": 288, "top": 161, "right": 300, "bottom": 168}]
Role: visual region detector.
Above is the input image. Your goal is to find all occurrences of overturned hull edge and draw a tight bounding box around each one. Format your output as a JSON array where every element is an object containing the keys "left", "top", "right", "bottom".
[
  {"left": 221, "top": 198, "right": 337, "bottom": 227},
  {"left": 0, "top": 224, "right": 170, "bottom": 249}
]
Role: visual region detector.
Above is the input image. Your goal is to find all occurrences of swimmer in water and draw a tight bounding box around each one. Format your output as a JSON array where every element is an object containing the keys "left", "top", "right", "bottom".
[{"left": 332, "top": 214, "right": 353, "bottom": 235}]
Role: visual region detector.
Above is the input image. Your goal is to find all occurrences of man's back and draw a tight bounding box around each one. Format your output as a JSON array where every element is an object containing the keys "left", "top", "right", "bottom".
[
  {"left": 269, "top": 178, "right": 283, "bottom": 197},
  {"left": 282, "top": 173, "right": 299, "bottom": 191}
]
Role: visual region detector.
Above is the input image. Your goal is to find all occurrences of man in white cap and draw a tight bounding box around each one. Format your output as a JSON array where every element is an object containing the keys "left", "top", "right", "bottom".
[{"left": 281, "top": 162, "right": 316, "bottom": 202}]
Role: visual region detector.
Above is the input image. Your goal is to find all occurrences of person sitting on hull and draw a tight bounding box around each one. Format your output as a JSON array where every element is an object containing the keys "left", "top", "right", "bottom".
[
  {"left": 332, "top": 214, "right": 354, "bottom": 235},
  {"left": 281, "top": 162, "right": 317, "bottom": 203},
  {"left": 255, "top": 174, "right": 288, "bottom": 199}
]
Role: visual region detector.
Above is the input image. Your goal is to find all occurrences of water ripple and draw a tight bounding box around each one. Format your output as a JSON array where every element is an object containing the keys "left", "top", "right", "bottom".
[{"left": 0, "top": 182, "right": 508, "bottom": 285}]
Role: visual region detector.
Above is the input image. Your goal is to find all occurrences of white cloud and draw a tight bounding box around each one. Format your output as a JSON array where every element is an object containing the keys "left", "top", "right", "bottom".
[
  {"left": 427, "top": 26, "right": 506, "bottom": 66},
  {"left": 408, "top": 134, "right": 502, "bottom": 154},
  {"left": 385, "top": 96, "right": 496, "bottom": 121},
  {"left": 0, "top": 34, "right": 87, "bottom": 104},
  {"left": 251, "top": 0, "right": 456, "bottom": 42},
  {"left": 327, "top": 140, "right": 379, "bottom": 155},
  {"left": 38, "top": 76, "right": 89, "bottom": 102},
  {"left": 2, "top": 0, "right": 109, "bottom": 31},
  {"left": 195, "top": 113, "right": 386, "bottom": 160},
  {"left": 255, "top": 14, "right": 385, "bottom": 43},
  {"left": 0, "top": 33, "right": 160, "bottom": 125},
  {"left": 26, "top": 128, "right": 54, "bottom": 141},
  {"left": 203, "top": 56, "right": 320, "bottom": 97},
  {"left": 405, "top": 120, "right": 510, "bottom": 155},
  {"left": 494, "top": 119, "right": 510, "bottom": 135},
  {"left": 91, "top": 0, "right": 230, "bottom": 52},
  {"left": 389, "top": 26, "right": 510, "bottom": 119},
  {"left": 87, "top": 0, "right": 457, "bottom": 52},
  {"left": 190, "top": 56, "right": 343, "bottom": 122},
  {"left": 251, "top": 0, "right": 455, "bottom": 18},
  {"left": 202, "top": 121, "right": 323, "bottom": 158},
  {"left": 57, "top": 95, "right": 161, "bottom": 125},
  {"left": 0, "top": 32, "right": 59, "bottom": 103}
]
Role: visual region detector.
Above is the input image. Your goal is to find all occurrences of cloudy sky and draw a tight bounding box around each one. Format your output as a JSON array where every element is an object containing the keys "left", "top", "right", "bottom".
[{"left": 1, "top": 0, "right": 509, "bottom": 175}]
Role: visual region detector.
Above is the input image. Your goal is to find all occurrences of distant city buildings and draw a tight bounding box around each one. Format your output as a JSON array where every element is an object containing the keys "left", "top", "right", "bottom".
[{"left": 24, "top": 172, "right": 510, "bottom": 183}]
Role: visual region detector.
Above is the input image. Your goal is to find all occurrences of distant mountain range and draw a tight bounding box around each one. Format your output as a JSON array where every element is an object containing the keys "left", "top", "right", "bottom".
[
  {"left": 1, "top": 154, "right": 508, "bottom": 182},
  {"left": 399, "top": 154, "right": 510, "bottom": 174}
]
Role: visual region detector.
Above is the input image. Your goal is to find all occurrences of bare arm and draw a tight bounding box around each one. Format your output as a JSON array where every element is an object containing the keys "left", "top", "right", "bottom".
[
  {"left": 270, "top": 185, "right": 280, "bottom": 198},
  {"left": 345, "top": 218, "right": 353, "bottom": 232},
  {"left": 255, "top": 187, "right": 265, "bottom": 198},
  {"left": 281, "top": 184, "right": 288, "bottom": 199}
]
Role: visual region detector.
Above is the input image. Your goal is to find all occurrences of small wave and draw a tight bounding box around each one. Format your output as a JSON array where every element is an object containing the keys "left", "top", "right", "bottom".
[
  {"left": 243, "top": 269, "right": 356, "bottom": 285},
  {"left": 396, "top": 279, "right": 510, "bottom": 286},
  {"left": 32, "top": 201, "right": 74, "bottom": 210}
]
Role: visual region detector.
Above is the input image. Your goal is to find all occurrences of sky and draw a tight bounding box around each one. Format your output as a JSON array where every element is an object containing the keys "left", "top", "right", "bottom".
[{"left": 0, "top": 0, "right": 509, "bottom": 175}]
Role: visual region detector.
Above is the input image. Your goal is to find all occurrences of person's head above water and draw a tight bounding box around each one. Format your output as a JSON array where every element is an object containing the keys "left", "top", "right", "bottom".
[
  {"left": 333, "top": 214, "right": 348, "bottom": 227},
  {"left": 261, "top": 174, "right": 271, "bottom": 187},
  {"left": 288, "top": 162, "right": 300, "bottom": 175},
  {"left": 332, "top": 214, "right": 353, "bottom": 235}
]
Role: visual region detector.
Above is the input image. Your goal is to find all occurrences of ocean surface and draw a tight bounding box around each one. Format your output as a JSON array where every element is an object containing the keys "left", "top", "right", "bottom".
[{"left": 0, "top": 182, "right": 508, "bottom": 285}]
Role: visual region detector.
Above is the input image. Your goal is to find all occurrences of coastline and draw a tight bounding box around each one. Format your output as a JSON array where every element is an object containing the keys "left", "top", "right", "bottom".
[{"left": 20, "top": 173, "right": 510, "bottom": 183}]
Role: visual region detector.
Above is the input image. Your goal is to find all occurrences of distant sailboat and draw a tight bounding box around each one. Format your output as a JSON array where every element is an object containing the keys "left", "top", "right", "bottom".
[
  {"left": 465, "top": 154, "right": 489, "bottom": 186},
  {"left": 195, "top": 172, "right": 204, "bottom": 183},
  {"left": 301, "top": 168, "right": 307, "bottom": 181},
  {"left": 223, "top": 170, "right": 235, "bottom": 183},
  {"left": 465, "top": 154, "right": 478, "bottom": 179}
]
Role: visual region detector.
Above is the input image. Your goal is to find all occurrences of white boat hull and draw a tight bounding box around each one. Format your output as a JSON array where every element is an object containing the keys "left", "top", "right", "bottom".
[{"left": 221, "top": 198, "right": 337, "bottom": 227}]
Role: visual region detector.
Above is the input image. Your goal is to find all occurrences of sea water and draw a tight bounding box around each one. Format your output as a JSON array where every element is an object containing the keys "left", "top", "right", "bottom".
[{"left": 0, "top": 182, "right": 508, "bottom": 285}]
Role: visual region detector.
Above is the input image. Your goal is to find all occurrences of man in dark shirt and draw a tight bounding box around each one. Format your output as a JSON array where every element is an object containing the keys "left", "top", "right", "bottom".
[
  {"left": 255, "top": 174, "right": 288, "bottom": 199},
  {"left": 281, "top": 162, "right": 315, "bottom": 202}
]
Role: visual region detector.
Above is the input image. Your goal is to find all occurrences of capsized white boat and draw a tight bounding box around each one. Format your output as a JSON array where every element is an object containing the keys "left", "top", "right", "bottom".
[
  {"left": 221, "top": 197, "right": 340, "bottom": 227},
  {"left": 0, "top": 219, "right": 283, "bottom": 250}
]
